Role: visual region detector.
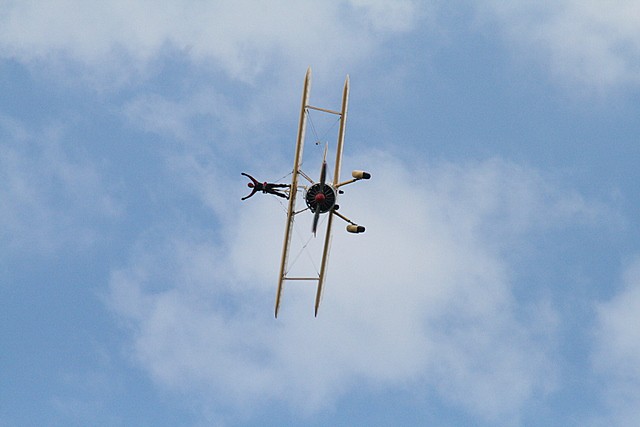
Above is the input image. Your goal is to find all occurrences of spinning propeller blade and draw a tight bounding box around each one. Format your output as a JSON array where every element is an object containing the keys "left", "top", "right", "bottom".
[
  {"left": 312, "top": 159, "right": 327, "bottom": 235},
  {"left": 312, "top": 208, "right": 321, "bottom": 235},
  {"left": 319, "top": 144, "right": 328, "bottom": 184}
]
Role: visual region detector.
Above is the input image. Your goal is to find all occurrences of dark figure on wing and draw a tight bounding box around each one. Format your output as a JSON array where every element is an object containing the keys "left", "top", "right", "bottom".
[{"left": 242, "top": 172, "right": 290, "bottom": 200}]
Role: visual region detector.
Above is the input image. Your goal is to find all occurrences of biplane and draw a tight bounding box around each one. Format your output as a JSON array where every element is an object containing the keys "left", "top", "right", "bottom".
[{"left": 244, "top": 67, "right": 370, "bottom": 318}]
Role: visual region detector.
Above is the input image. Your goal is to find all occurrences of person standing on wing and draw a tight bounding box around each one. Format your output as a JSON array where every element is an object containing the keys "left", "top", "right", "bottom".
[{"left": 241, "top": 172, "right": 289, "bottom": 200}]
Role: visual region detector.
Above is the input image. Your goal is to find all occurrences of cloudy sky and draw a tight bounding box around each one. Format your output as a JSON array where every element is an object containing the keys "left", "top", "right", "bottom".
[{"left": 2, "top": 1, "right": 640, "bottom": 426}]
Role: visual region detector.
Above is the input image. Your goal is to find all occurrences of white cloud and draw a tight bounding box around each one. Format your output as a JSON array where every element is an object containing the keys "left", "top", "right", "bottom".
[
  {"left": 123, "top": 92, "right": 220, "bottom": 142},
  {"left": 348, "top": 0, "right": 423, "bottom": 32},
  {"left": 0, "top": 114, "right": 121, "bottom": 254},
  {"left": 0, "top": 0, "right": 421, "bottom": 82},
  {"left": 593, "top": 257, "right": 640, "bottom": 426},
  {"left": 5, "top": 0, "right": 639, "bottom": 93},
  {"left": 478, "top": 0, "right": 640, "bottom": 90},
  {"left": 107, "top": 152, "right": 608, "bottom": 423},
  {"left": 121, "top": 86, "right": 271, "bottom": 150}
]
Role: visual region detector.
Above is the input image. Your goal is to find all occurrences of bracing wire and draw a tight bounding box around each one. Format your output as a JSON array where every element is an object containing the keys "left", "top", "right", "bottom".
[
  {"left": 306, "top": 109, "right": 318, "bottom": 143},
  {"left": 271, "top": 170, "right": 293, "bottom": 184},
  {"left": 287, "top": 230, "right": 320, "bottom": 276},
  {"left": 276, "top": 190, "right": 324, "bottom": 277},
  {"left": 275, "top": 194, "right": 290, "bottom": 215},
  {"left": 269, "top": 107, "right": 341, "bottom": 278},
  {"left": 305, "top": 108, "right": 341, "bottom": 147},
  {"left": 287, "top": 214, "right": 326, "bottom": 276}
]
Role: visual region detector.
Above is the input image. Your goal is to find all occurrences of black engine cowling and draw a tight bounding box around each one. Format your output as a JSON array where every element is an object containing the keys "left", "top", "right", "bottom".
[{"left": 305, "top": 183, "right": 336, "bottom": 213}]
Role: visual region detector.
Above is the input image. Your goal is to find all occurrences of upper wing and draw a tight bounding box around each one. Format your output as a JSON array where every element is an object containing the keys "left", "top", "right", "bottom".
[
  {"left": 275, "top": 67, "right": 312, "bottom": 318},
  {"left": 314, "top": 75, "right": 349, "bottom": 317}
]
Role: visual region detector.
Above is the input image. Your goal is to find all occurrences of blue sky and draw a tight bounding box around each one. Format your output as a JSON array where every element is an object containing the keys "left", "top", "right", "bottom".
[{"left": 2, "top": 1, "right": 640, "bottom": 426}]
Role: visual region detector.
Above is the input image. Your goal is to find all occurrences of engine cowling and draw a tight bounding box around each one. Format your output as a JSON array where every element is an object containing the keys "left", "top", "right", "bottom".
[{"left": 305, "top": 183, "right": 336, "bottom": 213}]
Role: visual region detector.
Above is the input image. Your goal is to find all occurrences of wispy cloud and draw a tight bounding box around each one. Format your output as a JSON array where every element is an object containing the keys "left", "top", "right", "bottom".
[
  {"left": 478, "top": 0, "right": 640, "bottom": 90},
  {"left": 0, "top": 0, "right": 422, "bottom": 83},
  {"left": 107, "top": 151, "right": 606, "bottom": 424},
  {"left": 4, "top": 0, "right": 638, "bottom": 94},
  {"left": 0, "top": 114, "right": 121, "bottom": 255},
  {"left": 593, "top": 256, "right": 640, "bottom": 426}
]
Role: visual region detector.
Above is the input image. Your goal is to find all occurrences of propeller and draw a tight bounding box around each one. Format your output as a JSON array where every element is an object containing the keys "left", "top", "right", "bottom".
[{"left": 312, "top": 159, "right": 327, "bottom": 235}]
